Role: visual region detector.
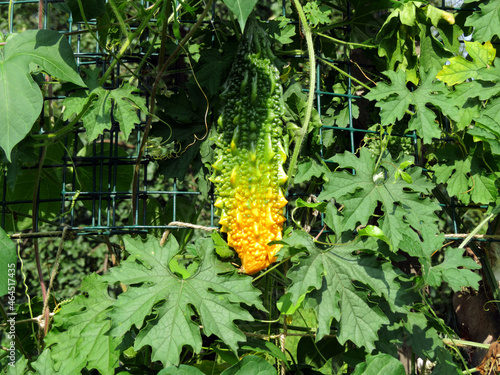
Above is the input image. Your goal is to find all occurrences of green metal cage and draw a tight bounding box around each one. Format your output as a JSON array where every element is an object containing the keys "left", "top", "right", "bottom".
[{"left": 0, "top": 0, "right": 488, "bottom": 245}]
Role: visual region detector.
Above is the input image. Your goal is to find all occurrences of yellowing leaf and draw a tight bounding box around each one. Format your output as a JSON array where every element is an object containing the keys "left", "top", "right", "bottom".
[
  {"left": 437, "top": 41, "right": 496, "bottom": 85},
  {"left": 425, "top": 5, "right": 455, "bottom": 27}
]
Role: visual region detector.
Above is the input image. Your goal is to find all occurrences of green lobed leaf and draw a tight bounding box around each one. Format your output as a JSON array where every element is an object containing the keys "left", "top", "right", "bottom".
[
  {"left": 375, "top": 2, "right": 422, "bottom": 84},
  {"left": 303, "top": 1, "right": 332, "bottom": 27},
  {"left": 433, "top": 157, "right": 471, "bottom": 204},
  {"left": 470, "top": 172, "right": 497, "bottom": 204},
  {"left": 418, "top": 24, "right": 453, "bottom": 73},
  {"left": 280, "top": 231, "right": 404, "bottom": 352},
  {"left": 30, "top": 349, "right": 58, "bottom": 375},
  {"left": 103, "top": 235, "right": 264, "bottom": 367},
  {"left": 402, "top": 312, "right": 450, "bottom": 361},
  {"left": 284, "top": 84, "right": 322, "bottom": 132},
  {"left": 447, "top": 80, "right": 500, "bottom": 109},
  {"left": 427, "top": 248, "right": 481, "bottom": 291},
  {"left": 68, "top": 83, "right": 146, "bottom": 142},
  {"left": 438, "top": 22, "right": 464, "bottom": 55},
  {"left": 475, "top": 94, "right": 500, "bottom": 128},
  {"left": 352, "top": 353, "right": 406, "bottom": 375},
  {"left": 240, "top": 338, "right": 289, "bottom": 365},
  {"left": 464, "top": 0, "right": 500, "bottom": 42},
  {"left": 43, "top": 274, "right": 120, "bottom": 375},
  {"left": 318, "top": 149, "right": 440, "bottom": 250},
  {"left": 220, "top": 355, "right": 276, "bottom": 375},
  {"left": 6, "top": 354, "right": 28, "bottom": 375},
  {"left": 267, "top": 21, "right": 296, "bottom": 45},
  {"left": 365, "top": 69, "right": 458, "bottom": 143},
  {"left": 222, "top": 0, "right": 259, "bottom": 32},
  {"left": 0, "top": 228, "right": 16, "bottom": 297},
  {"left": 433, "top": 141, "right": 499, "bottom": 205},
  {"left": 294, "top": 158, "right": 328, "bottom": 184}
]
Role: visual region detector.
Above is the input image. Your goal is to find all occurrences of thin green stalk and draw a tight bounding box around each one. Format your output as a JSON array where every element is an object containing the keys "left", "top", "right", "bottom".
[
  {"left": 17, "top": 240, "right": 37, "bottom": 351},
  {"left": 32, "top": 144, "right": 49, "bottom": 344},
  {"left": 320, "top": 57, "right": 371, "bottom": 90},
  {"left": 420, "top": 290, "right": 471, "bottom": 374},
  {"left": 285, "top": 0, "right": 316, "bottom": 191},
  {"left": 442, "top": 338, "right": 490, "bottom": 350},
  {"left": 41, "top": 227, "right": 69, "bottom": 336},
  {"left": 8, "top": 0, "right": 13, "bottom": 32},
  {"left": 108, "top": 0, "right": 129, "bottom": 36},
  {"left": 458, "top": 204, "right": 500, "bottom": 249},
  {"left": 315, "top": 31, "right": 376, "bottom": 49},
  {"left": 432, "top": 187, "right": 500, "bottom": 312}
]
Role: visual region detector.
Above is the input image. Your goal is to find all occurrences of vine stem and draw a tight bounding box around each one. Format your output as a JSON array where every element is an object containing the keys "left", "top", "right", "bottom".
[
  {"left": 458, "top": 204, "right": 500, "bottom": 250},
  {"left": 32, "top": 145, "right": 49, "bottom": 344},
  {"left": 38, "top": 0, "right": 43, "bottom": 29},
  {"left": 319, "top": 57, "right": 371, "bottom": 90},
  {"left": 132, "top": 0, "right": 214, "bottom": 221},
  {"left": 285, "top": 0, "right": 316, "bottom": 191},
  {"left": 315, "top": 31, "right": 377, "bottom": 49},
  {"left": 40, "top": 227, "right": 69, "bottom": 337}
]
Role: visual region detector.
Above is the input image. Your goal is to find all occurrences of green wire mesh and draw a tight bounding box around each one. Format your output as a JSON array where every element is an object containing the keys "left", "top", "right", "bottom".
[{"left": 0, "top": 0, "right": 487, "bottom": 242}]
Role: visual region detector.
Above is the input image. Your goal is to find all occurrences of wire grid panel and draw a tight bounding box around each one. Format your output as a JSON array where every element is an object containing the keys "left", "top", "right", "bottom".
[
  {"left": 0, "top": 0, "right": 215, "bottom": 236},
  {"left": 0, "top": 0, "right": 476, "bottom": 239}
]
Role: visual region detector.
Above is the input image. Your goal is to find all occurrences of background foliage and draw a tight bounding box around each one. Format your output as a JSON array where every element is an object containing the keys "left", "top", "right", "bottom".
[{"left": 1, "top": 0, "right": 500, "bottom": 374}]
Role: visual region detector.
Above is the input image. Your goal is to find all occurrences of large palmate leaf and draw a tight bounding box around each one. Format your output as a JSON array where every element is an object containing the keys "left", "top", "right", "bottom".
[
  {"left": 63, "top": 82, "right": 147, "bottom": 142},
  {"left": 447, "top": 80, "right": 500, "bottom": 109},
  {"left": 365, "top": 69, "right": 458, "bottom": 143},
  {"left": 433, "top": 144, "right": 498, "bottom": 205},
  {"left": 318, "top": 149, "right": 440, "bottom": 250},
  {"left": 42, "top": 274, "right": 120, "bottom": 375},
  {"left": 427, "top": 248, "right": 481, "bottom": 291},
  {"left": 103, "top": 235, "right": 264, "bottom": 367},
  {"left": 0, "top": 30, "right": 85, "bottom": 161},
  {"left": 464, "top": 0, "right": 500, "bottom": 43},
  {"left": 278, "top": 231, "right": 404, "bottom": 352}
]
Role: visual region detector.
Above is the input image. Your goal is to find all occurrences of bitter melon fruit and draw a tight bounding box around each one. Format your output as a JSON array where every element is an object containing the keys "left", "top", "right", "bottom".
[{"left": 211, "top": 19, "right": 287, "bottom": 274}]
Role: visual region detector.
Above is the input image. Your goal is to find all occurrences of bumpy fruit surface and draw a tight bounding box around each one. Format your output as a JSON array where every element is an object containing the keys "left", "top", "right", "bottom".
[{"left": 211, "top": 19, "right": 287, "bottom": 274}]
